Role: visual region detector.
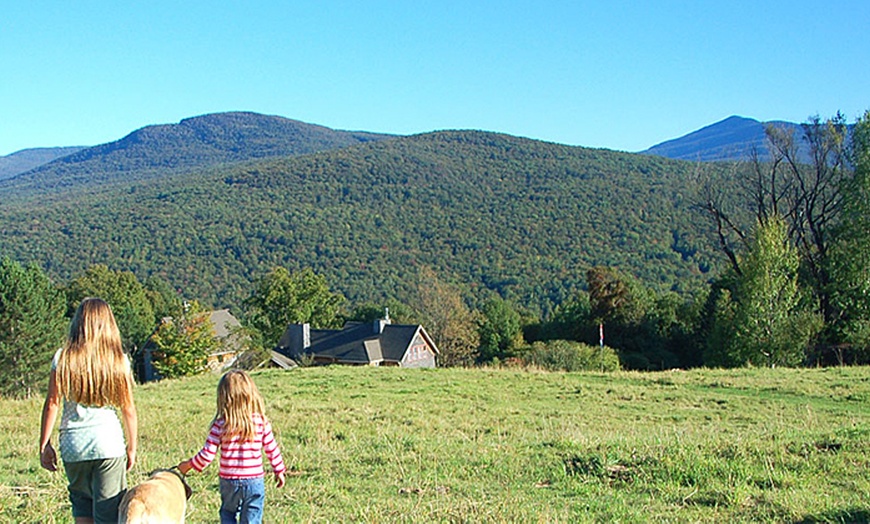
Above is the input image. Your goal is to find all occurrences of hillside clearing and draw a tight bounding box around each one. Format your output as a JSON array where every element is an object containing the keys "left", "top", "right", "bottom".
[{"left": 2, "top": 366, "right": 868, "bottom": 523}]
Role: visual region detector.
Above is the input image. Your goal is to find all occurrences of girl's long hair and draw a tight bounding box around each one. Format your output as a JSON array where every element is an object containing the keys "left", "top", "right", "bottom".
[
  {"left": 215, "top": 370, "right": 266, "bottom": 442},
  {"left": 55, "top": 297, "right": 133, "bottom": 408}
]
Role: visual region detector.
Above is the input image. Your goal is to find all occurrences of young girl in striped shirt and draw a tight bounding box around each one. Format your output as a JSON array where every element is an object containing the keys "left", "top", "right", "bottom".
[{"left": 178, "top": 370, "right": 285, "bottom": 524}]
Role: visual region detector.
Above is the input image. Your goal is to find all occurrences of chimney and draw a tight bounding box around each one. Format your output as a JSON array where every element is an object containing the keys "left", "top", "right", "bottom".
[
  {"left": 373, "top": 308, "right": 392, "bottom": 334},
  {"left": 290, "top": 323, "right": 311, "bottom": 352}
]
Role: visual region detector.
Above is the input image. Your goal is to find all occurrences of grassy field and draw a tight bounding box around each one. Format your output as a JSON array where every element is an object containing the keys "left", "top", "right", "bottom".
[{"left": 2, "top": 365, "right": 869, "bottom": 523}]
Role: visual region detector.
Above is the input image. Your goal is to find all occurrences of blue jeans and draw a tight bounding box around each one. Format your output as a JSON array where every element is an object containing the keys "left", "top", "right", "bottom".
[{"left": 219, "top": 477, "right": 265, "bottom": 524}]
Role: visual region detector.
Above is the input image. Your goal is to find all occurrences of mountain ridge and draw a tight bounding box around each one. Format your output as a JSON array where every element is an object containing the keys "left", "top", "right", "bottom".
[
  {"left": 0, "top": 127, "right": 719, "bottom": 314},
  {"left": 642, "top": 115, "right": 805, "bottom": 162},
  {"left": 1, "top": 112, "right": 395, "bottom": 193},
  {"left": 4, "top": 112, "right": 803, "bottom": 187},
  {"left": 0, "top": 146, "right": 88, "bottom": 181}
]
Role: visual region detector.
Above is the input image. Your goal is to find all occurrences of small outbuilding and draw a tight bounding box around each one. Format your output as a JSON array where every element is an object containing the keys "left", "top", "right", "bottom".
[
  {"left": 274, "top": 313, "right": 439, "bottom": 368},
  {"left": 140, "top": 308, "right": 245, "bottom": 381}
]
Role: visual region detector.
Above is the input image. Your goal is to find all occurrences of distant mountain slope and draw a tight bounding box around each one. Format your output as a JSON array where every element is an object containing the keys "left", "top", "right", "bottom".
[
  {"left": 643, "top": 116, "right": 804, "bottom": 162},
  {"left": 0, "top": 146, "right": 86, "bottom": 180},
  {"left": 1, "top": 112, "right": 394, "bottom": 192},
  {"left": 0, "top": 129, "right": 720, "bottom": 315}
]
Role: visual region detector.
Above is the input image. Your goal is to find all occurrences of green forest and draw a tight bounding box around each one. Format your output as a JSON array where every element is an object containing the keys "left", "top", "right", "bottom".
[
  {"left": 1, "top": 112, "right": 868, "bottom": 392},
  {"left": 1, "top": 129, "right": 716, "bottom": 312}
]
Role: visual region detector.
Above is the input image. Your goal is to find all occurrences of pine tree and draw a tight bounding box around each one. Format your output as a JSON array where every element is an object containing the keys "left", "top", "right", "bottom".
[
  {"left": 0, "top": 258, "right": 66, "bottom": 398},
  {"left": 477, "top": 297, "right": 522, "bottom": 363}
]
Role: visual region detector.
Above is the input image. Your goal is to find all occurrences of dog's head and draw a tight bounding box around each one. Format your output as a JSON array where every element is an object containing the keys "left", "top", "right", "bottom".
[{"left": 149, "top": 468, "right": 193, "bottom": 500}]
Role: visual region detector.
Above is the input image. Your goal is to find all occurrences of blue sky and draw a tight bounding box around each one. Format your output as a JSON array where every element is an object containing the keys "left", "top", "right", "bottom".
[{"left": 1, "top": 1, "right": 868, "bottom": 156}]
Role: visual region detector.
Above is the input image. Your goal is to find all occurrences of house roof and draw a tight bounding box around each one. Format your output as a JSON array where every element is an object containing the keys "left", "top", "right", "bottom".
[
  {"left": 270, "top": 350, "right": 298, "bottom": 370},
  {"left": 209, "top": 309, "right": 241, "bottom": 339},
  {"left": 147, "top": 309, "right": 242, "bottom": 355},
  {"left": 279, "top": 321, "right": 436, "bottom": 364}
]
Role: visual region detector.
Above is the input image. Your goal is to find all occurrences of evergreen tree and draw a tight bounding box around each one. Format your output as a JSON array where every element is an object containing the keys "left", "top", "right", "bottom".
[
  {"left": 0, "top": 258, "right": 66, "bottom": 398},
  {"left": 528, "top": 292, "right": 592, "bottom": 343},
  {"left": 703, "top": 278, "right": 739, "bottom": 367},
  {"left": 144, "top": 274, "right": 183, "bottom": 324},
  {"left": 348, "top": 300, "right": 415, "bottom": 324}
]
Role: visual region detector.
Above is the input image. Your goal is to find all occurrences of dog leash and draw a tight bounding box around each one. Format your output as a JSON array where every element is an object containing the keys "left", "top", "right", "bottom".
[{"left": 164, "top": 466, "right": 194, "bottom": 499}]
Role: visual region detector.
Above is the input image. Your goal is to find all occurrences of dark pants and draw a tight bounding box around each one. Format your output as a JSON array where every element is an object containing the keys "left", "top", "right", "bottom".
[{"left": 64, "top": 456, "right": 127, "bottom": 523}]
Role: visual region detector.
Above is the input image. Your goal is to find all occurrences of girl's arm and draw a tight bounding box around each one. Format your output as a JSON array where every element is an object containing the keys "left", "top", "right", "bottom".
[
  {"left": 262, "top": 419, "right": 287, "bottom": 486},
  {"left": 186, "top": 420, "right": 221, "bottom": 472},
  {"left": 39, "top": 370, "right": 60, "bottom": 472},
  {"left": 120, "top": 398, "right": 138, "bottom": 472}
]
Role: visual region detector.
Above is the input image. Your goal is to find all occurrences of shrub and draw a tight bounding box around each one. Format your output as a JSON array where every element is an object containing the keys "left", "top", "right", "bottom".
[{"left": 518, "top": 340, "right": 620, "bottom": 372}]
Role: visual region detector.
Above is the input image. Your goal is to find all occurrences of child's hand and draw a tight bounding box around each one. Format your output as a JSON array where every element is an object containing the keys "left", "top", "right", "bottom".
[
  {"left": 177, "top": 460, "right": 193, "bottom": 475},
  {"left": 40, "top": 443, "right": 57, "bottom": 472},
  {"left": 275, "top": 471, "right": 286, "bottom": 488},
  {"left": 126, "top": 447, "right": 137, "bottom": 472}
]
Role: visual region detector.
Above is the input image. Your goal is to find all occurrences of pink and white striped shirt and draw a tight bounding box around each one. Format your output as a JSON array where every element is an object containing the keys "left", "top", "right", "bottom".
[{"left": 189, "top": 413, "right": 286, "bottom": 479}]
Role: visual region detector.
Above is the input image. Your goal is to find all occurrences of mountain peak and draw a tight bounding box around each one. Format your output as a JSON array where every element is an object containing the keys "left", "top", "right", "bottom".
[
  {"left": 643, "top": 116, "right": 805, "bottom": 162},
  {"left": 2, "top": 112, "right": 394, "bottom": 190}
]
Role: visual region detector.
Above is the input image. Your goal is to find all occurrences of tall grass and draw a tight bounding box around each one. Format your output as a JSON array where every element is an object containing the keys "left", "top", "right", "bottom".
[{"left": 2, "top": 366, "right": 868, "bottom": 523}]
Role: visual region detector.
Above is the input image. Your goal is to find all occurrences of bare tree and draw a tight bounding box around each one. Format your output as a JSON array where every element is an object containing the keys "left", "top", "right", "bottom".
[
  {"left": 693, "top": 161, "right": 749, "bottom": 276},
  {"left": 695, "top": 114, "right": 852, "bottom": 329},
  {"left": 767, "top": 115, "right": 849, "bottom": 323}
]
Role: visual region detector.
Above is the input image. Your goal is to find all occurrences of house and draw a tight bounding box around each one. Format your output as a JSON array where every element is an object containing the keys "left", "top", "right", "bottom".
[
  {"left": 204, "top": 309, "right": 245, "bottom": 370},
  {"left": 274, "top": 313, "right": 439, "bottom": 368},
  {"left": 140, "top": 308, "right": 245, "bottom": 381}
]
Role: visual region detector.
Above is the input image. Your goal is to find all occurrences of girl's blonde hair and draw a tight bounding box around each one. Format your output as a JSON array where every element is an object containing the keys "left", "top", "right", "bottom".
[
  {"left": 216, "top": 370, "right": 266, "bottom": 442},
  {"left": 56, "top": 297, "right": 133, "bottom": 408}
]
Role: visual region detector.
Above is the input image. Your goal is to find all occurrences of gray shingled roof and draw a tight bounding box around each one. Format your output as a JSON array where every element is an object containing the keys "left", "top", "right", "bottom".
[
  {"left": 209, "top": 309, "right": 240, "bottom": 339},
  {"left": 278, "top": 321, "right": 435, "bottom": 365}
]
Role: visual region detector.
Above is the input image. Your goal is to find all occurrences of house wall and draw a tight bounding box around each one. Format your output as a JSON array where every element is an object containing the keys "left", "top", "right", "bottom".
[{"left": 401, "top": 333, "right": 437, "bottom": 368}]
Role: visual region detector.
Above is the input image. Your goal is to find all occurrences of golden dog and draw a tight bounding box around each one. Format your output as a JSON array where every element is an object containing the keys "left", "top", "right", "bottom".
[{"left": 118, "top": 468, "right": 192, "bottom": 523}]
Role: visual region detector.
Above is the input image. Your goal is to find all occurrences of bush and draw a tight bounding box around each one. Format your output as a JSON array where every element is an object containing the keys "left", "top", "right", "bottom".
[{"left": 518, "top": 340, "right": 620, "bottom": 372}]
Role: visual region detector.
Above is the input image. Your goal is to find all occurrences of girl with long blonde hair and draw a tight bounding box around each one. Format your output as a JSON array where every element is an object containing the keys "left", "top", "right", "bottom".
[
  {"left": 179, "top": 370, "right": 285, "bottom": 524},
  {"left": 39, "top": 297, "right": 138, "bottom": 524}
]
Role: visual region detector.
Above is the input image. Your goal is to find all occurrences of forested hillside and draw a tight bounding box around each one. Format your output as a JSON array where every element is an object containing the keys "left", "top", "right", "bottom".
[
  {"left": 0, "top": 129, "right": 719, "bottom": 315},
  {"left": 0, "top": 112, "right": 392, "bottom": 193}
]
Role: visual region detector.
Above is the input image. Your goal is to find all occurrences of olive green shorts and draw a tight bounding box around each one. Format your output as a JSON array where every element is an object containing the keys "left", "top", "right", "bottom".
[{"left": 64, "top": 456, "right": 127, "bottom": 522}]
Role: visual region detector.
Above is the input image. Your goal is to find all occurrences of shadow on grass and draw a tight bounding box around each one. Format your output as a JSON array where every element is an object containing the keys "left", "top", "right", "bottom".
[{"left": 795, "top": 508, "right": 870, "bottom": 524}]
